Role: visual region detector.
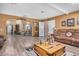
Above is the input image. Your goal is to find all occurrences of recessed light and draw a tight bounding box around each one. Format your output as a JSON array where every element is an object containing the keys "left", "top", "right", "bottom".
[{"left": 41, "top": 11, "right": 44, "bottom": 13}]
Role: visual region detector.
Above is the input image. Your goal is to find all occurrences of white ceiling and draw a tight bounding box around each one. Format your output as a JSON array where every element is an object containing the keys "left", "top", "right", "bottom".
[{"left": 0, "top": 3, "right": 79, "bottom": 20}]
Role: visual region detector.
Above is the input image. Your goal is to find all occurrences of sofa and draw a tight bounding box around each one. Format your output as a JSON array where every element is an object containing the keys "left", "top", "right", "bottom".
[
  {"left": 0, "top": 35, "right": 6, "bottom": 49},
  {"left": 54, "top": 29, "right": 79, "bottom": 47}
]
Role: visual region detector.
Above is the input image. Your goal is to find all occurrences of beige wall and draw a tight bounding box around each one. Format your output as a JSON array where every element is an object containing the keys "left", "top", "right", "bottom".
[
  {"left": 1, "top": 11, "right": 78, "bottom": 37},
  {"left": 0, "top": 14, "right": 19, "bottom": 36},
  {"left": 43, "top": 11, "right": 79, "bottom": 35},
  {"left": 55, "top": 11, "right": 79, "bottom": 29},
  {"left": 0, "top": 13, "right": 39, "bottom": 36}
]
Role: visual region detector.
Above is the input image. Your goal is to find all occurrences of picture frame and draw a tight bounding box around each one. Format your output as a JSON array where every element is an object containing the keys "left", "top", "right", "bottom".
[
  {"left": 77, "top": 18, "right": 79, "bottom": 25},
  {"left": 67, "top": 18, "right": 75, "bottom": 26},
  {"left": 61, "top": 21, "right": 66, "bottom": 26}
]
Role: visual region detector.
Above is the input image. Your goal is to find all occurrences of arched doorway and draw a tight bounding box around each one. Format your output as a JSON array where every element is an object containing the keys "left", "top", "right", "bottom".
[
  {"left": 24, "top": 22, "right": 32, "bottom": 36},
  {"left": 6, "top": 20, "right": 13, "bottom": 35}
]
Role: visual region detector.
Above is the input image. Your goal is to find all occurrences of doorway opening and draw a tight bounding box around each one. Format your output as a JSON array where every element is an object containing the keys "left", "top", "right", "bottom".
[
  {"left": 14, "top": 24, "right": 20, "bottom": 34},
  {"left": 24, "top": 22, "right": 32, "bottom": 36},
  {"left": 6, "top": 20, "right": 13, "bottom": 35}
]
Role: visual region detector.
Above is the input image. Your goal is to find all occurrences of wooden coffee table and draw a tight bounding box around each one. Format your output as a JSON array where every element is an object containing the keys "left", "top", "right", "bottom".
[{"left": 34, "top": 42, "right": 65, "bottom": 56}]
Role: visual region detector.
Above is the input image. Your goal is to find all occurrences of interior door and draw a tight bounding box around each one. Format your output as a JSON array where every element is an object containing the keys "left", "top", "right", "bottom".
[{"left": 15, "top": 24, "right": 20, "bottom": 34}]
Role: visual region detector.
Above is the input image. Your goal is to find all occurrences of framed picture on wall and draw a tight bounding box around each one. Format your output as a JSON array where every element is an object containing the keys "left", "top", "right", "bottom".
[
  {"left": 61, "top": 21, "right": 66, "bottom": 26},
  {"left": 77, "top": 18, "right": 79, "bottom": 25},
  {"left": 67, "top": 18, "right": 75, "bottom": 26}
]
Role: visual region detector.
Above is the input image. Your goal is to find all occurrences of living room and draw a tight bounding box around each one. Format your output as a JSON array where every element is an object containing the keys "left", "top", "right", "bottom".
[{"left": 0, "top": 3, "right": 79, "bottom": 56}]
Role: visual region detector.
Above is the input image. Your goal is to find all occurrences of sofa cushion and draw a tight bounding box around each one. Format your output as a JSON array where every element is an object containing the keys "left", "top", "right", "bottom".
[
  {"left": 66, "top": 32, "right": 73, "bottom": 37},
  {"left": 54, "top": 29, "right": 79, "bottom": 47},
  {"left": 73, "top": 33, "right": 79, "bottom": 39},
  {"left": 72, "top": 38, "right": 79, "bottom": 42}
]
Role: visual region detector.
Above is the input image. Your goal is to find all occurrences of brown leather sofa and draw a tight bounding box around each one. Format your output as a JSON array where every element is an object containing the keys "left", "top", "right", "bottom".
[
  {"left": 54, "top": 29, "right": 79, "bottom": 47},
  {"left": 0, "top": 35, "right": 6, "bottom": 49}
]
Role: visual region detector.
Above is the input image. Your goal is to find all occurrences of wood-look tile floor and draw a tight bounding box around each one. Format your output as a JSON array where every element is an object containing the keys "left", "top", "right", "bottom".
[
  {"left": 0, "top": 35, "right": 79, "bottom": 56},
  {"left": 0, "top": 35, "right": 39, "bottom": 56}
]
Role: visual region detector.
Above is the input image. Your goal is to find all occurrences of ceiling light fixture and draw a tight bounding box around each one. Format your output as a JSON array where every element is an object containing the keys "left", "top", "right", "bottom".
[{"left": 41, "top": 11, "right": 44, "bottom": 13}]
